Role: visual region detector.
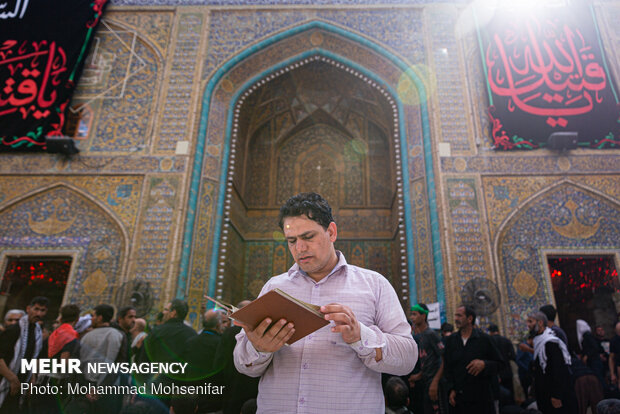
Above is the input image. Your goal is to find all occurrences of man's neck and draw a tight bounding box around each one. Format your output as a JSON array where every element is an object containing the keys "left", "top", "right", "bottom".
[
  {"left": 308, "top": 251, "right": 339, "bottom": 283},
  {"left": 460, "top": 325, "right": 473, "bottom": 339},
  {"left": 414, "top": 321, "right": 429, "bottom": 334}
]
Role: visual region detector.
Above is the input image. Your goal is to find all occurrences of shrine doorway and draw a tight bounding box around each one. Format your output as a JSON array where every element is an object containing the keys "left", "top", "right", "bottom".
[
  {"left": 0, "top": 256, "right": 71, "bottom": 324},
  {"left": 548, "top": 255, "right": 620, "bottom": 352}
]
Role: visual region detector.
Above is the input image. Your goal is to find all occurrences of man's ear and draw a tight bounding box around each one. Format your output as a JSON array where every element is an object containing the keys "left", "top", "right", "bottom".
[{"left": 327, "top": 221, "right": 337, "bottom": 242}]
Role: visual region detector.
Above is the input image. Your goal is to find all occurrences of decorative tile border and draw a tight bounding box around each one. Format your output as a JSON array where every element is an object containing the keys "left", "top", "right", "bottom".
[{"left": 156, "top": 13, "right": 205, "bottom": 152}]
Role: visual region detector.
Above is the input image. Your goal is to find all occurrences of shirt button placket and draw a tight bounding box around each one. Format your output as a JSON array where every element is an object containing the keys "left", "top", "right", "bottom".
[{"left": 311, "top": 283, "right": 320, "bottom": 302}]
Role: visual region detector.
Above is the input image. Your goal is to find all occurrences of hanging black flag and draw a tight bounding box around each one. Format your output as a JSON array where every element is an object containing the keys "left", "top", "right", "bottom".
[
  {"left": 0, "top": 0, "right": 108, "bottom": 151},
  {"left": 477, "top": 3, "right": 620, "bottom": 150}
]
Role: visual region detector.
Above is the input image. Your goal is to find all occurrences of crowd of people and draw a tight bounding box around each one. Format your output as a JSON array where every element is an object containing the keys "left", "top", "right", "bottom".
[
  {"left": 0, "top": 296, "right": 262, "bottom": 414},
  {"left": 1, "top": 192, "right": 619, "bottom": 414},
  {"left": 382, "top": 303, "right": 620, "bottom": 414},
  {"left": 3, "top": 298, "right": 620, "bottom": 414}
]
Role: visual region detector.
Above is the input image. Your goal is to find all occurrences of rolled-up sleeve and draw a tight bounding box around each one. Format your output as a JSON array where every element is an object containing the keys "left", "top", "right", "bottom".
[{"left": 349, "top": 276, "right": 418, "bottom": 375}]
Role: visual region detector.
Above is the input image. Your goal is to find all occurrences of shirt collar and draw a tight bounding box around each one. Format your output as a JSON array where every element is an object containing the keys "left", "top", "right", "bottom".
[{"left": 287, "top": 250, "right": 348, "bottom": 283}]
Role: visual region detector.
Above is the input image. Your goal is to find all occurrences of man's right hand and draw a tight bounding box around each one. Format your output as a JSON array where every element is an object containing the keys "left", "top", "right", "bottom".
[
  {"left": 9, "top": 375, "right": 19, "bottom": 395},
  {"left": 408, "top": 373, "right": 422, "bottom": 388},
  {"left": 241, "top": 317, "right": 295, "bottom": 353},
  {"left": 449, "top": 390, "right": 456, "bottom": 406}
]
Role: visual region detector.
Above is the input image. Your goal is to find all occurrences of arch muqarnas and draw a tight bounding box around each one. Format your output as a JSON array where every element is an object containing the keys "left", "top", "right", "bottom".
[
  {"left": 180, "top": 20, "right": 446, "bottom": 322},
  {"left": 0, "top": 184, "right": 128, "bottom": 310},
  {"left": 495, "top": 181, "right": 620, "bottom": 340}
]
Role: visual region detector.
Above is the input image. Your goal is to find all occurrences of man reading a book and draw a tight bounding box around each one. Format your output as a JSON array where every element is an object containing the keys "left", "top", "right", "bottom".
[{"left": 233, "top": 192, "right": 418, "bottom": 413}]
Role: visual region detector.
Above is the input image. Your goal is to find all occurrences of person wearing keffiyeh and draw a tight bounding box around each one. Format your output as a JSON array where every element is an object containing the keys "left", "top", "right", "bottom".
[
  {"left": 0, "top": 296, "right": 48, "bottom": 413},
  {"left": 527, "top": 311, "right": 577, "bottom": 414},
  {"left": 28, "top": 304, "right": 81, "bottom": 414}
]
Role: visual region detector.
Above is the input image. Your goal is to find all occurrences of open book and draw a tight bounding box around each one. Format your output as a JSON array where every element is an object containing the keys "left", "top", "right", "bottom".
[{"left": 206, "top": 289, "right": 329, "bottom": 344}]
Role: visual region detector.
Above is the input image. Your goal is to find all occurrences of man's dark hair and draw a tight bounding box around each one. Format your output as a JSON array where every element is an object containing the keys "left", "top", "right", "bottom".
[
  {"left": 60, "top": 304, "right": 80, "bottom": 324},
  {"left": 94, "top": 304, "right": 115, "bottom": 323},
  {"left": 385, "top": 376, "right": 409, "bottom": 409},
  {"left": 170, "top": 299, "right": 189, "bottom": 321},
  {"left": 441, "top": 322, "right": 453, "bottom": 333},
  {"left": 463, "top": 305, "right": 476, "bottom": 326},
  {"left": 278, "top": 192, "right": 334, "bottom": 230},
  {"left": 539, "top": 304, "right": 556, "bottom": 322},
  {"left": 117, "top": 306, "right": 136, "bottom": 319},
  {"left": 29, "top": 296, "right": 49, "bottom": 308},
  {"left": 488, "top": 323, "right": 499, "bottom": 333}
]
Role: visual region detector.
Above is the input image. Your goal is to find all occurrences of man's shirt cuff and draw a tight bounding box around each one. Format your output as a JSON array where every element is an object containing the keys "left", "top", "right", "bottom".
[
  {"left": 239, "top": 339, "right": 273, "bottom": 365},
  {"left": 349, "top": 323, "right": 383, "bottom": 356},
  {"left": 246, "top": 340, "right": 273, "bottom": 364}
]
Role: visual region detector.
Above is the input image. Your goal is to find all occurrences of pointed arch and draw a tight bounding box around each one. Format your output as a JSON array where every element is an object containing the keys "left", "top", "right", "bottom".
[
  {"left": 0, "top": 183, "right": 129, "bottom": 308},
  {"left": 493, "top": 180, "right": 620, "bottom": 339},
  {"left": 180, "top": 20, "right": 445, "bottom": 318}
]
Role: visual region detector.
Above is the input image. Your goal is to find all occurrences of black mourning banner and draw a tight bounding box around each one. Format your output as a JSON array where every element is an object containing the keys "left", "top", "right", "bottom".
[
  {"left": 477, "top": 3, "right": 620, "bottom": 150},
  {"left": 0, "top": 0, "right": 108, "bottom": 151}
]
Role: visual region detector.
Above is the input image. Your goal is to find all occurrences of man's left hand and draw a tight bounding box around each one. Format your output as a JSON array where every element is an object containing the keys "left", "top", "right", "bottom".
[
  {"left": 321, "top": 303, "right": 360, "bottom": 344},
  {"left": 466, "top": 359, "right": 485, "bottom": 376},
  {"left": 428, "top": 381, "right": 439, "bottom": 401}
]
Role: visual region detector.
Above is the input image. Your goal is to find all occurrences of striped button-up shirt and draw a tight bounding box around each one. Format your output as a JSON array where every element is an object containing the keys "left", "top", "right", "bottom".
[{"left": 234, "top": 252, "right": 418, "bottom": 414}]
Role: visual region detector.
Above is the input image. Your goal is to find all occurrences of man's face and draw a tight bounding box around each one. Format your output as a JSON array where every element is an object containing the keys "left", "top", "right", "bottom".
[
  {"left": 454, "top": 307, "right": 470, "bottom": 330},
  {"left": 91, "top": 312, "right": 104, "bottom": 328},
  {"left": 4, "top": 312, "right": 22, "bottom": 326},
  {"left": 26, "top": 304, "right": 47, "bottom": 324},
  {"left": 162, "top": 303, "right": 175, "bottom": 322},
  {"left": 410, "top": 311, "right": 426, "bottom": 326},
  {"left": 596, "top": 326, "right": 605, "bottom": 339},
  {"left": 526, "top": 317, "right": 543, "bottom": 336},
  {"left": 220, "top": 315, "right": 231, "bottom": 330},
  {"left": 118, "top": 309, "right": 137, "bottom": 332},
  {"left": 283, "top": 215, "right": 337, "bottom": 280}
]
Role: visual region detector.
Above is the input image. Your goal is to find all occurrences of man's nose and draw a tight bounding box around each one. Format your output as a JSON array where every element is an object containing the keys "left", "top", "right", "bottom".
[{"left": 295, "top": 239, "right": 307, "bottom": 251}]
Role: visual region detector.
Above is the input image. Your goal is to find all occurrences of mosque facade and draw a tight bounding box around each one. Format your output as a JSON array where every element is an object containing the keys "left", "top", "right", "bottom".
[{"left": 0, "top": 0, "right": 618, "bottom": 342}]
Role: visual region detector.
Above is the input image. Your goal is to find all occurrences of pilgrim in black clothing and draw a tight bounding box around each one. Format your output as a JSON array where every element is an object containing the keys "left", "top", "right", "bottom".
[
  {"left": 444, "top": 305, "right": 504, "bottom": 414},
  {"left": 0, "top": 297, "right": 48, "bottom": 414},
  {"left": 528, "top": 311, "right": 577, "bottom": 414}
]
